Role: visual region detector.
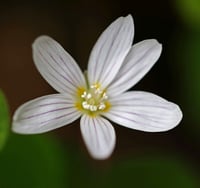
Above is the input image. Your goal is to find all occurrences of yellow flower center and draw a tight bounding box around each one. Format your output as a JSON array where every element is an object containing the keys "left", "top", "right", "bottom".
[{"left": 76, "top": 84, "right": 110, "bottom": 116}]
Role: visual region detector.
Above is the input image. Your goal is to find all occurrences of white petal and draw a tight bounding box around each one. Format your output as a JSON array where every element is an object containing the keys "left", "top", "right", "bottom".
[
  {"left": 33, "top": 36, "right": 86, "bottom": 95},
  {"left": 12, "top": 94, "right": 81, "bottom": 134},
  {"left": 104, "top": 91, "right": 182, "bottom": 132},
  {"left": 107, "top": 39, "right": 162, "bottom": 96},
  {"left": 80, "top": 115, "right": 116, "bottom": 160},
  {"left": 87, "top": 15, "right": 134, "bottom": 89}
]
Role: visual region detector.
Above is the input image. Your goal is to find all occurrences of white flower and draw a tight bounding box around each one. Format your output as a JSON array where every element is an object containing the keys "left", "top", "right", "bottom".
[{"left": 12, "top": 15, "right": 182, "bottom": 159}]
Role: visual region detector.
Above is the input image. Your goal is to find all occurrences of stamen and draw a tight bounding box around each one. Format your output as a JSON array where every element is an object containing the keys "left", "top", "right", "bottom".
[
  {"left": 86, "top": 93, "right": 92, "bottom": 99},
  {"left": 90, "top": 105, "right": 97, "bottom": 111},
  {"left": 81, "top": 91, "right": 87, "bottom": 98},
  {"left": 80, "top": 84, "right": 109, "bottom": 112}
]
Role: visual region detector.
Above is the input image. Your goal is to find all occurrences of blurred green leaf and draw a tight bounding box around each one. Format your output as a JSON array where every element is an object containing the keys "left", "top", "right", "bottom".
[
  {"left": 0, "top": 90, "right": 10, "bottom": 151},
  {"left": 106, "top": 156, "right": 199, "bottom": 188},
  {"left": 175, "top": 0, "right": 200, "bottom": 29},
  {"left": 68, "top": 150, "right": 199, "bottom": 188},
  {"left": 0, "top": 134, "right": 68, "bottom": 188},
  {"left": 170, "top": 30, "right": 200, "bottom": 129}
]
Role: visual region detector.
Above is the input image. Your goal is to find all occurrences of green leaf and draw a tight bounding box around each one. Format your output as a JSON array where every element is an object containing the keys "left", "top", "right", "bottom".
[
  {"left": 0, "top": 134, "right": 68, "bottom": 188},
  {"left": 170, "top": 30, "right": 200, "bottom": 133},
  {"left": 175, "top": 0, "right": 200, "bottom": 29},
  {"left": 106, "top": 156, "right": 199, "bottom": 188},
  {"left": 0, "top": 90, "right": 10, "bottom": 151},
  {"left": 68, "top": 149, "right": 199, "bottom": 188}
]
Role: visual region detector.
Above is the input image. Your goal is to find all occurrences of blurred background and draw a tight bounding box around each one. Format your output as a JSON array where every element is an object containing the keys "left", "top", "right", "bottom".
[{"left": 0, "top": 0, "right": 200, "bottom": 187}]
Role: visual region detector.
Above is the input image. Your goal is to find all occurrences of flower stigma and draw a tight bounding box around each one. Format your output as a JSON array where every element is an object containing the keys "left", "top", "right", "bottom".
[{"left": 76, "top": 84, "right": 110, "bottom": 116}]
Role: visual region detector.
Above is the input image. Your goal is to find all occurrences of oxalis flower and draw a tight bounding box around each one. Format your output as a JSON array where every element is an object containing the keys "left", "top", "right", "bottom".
[{"left": 12, "top": 15, "right": 182, "bottom": 159}]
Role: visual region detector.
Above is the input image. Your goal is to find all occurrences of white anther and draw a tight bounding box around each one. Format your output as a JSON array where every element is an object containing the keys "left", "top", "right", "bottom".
[
  {"left": 98, "top": 103, "right": 106, "bottom": 110},
  {"left": 82, "top": 101, "right": 90, "bottom": 109},
  {"left": 90, "top": 85, "right": 96, "bottom": 89},
  {"left": 95, "top": 88, "right": 102, "bottom": 95},
  {"left": 86, "top": 93, "right": 92, "bottom": 99},
  {"left": 102, "top": 93, "right": 108, "bottom": 99},
  {"left": 81, "top": 91, "right": 87, "bottom": 98},
  {"left": 90, "top": 105, "right": 97, "bottom": 111}
]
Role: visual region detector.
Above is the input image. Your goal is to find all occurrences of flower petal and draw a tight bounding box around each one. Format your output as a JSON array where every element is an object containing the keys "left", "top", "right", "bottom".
[
  {"left": 87, "top": 15, "right": 134, "bottom": 89},
  {"left": 33, "top": 36, "right": 86, "bottom": 95},
  {"left": 12, "top": 94, "right": 81, "bottom": 134},
  {"left": 104, "top": 91, "right": 182, "bottom": 132},
  {"left": 107, "top": 39, "right": 162, "bottom": 96},
  {"left": 80, "top": 115, "right": 116, "bottom": 160}
]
